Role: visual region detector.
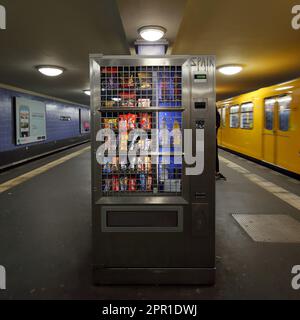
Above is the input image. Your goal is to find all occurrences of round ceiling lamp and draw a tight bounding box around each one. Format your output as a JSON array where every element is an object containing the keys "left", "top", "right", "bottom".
[
  {"left": 36, "top": 65, "right": 65, "bottom": 77},
  {"left": 138, "top": 25, "right": 166, "bottom": 42},
  {"left": 218, "top": 65, "right": 243, "bottom": 76}
]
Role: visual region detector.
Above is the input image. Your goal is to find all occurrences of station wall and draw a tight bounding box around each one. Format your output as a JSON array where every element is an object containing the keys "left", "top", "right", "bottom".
[{"left": 0, "top": 85, "right": 90, "bottom": 169}]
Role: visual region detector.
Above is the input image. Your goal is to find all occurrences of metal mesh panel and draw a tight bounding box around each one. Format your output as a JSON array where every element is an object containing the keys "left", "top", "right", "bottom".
[
  {"left": 99, "top": 65, "right": 183, "bottom": 196},
  {"left": 100, "top": 66, "right": 182, "bottom": 108}
]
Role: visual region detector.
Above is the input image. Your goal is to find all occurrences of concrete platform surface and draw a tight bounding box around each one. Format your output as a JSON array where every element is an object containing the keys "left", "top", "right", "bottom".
[{"left": 0, "top": 145, "right": 299, "bottom": 300}]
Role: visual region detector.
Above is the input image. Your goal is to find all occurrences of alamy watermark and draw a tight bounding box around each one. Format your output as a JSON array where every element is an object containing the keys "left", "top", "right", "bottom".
[
  {"left": 291, "top": 265, "right": 300, "bottom": 290},
  {"left": 0, "top": 265, "right": 6, "bottom": 290},
  {"left": 0, "top": 5, "right": 6, "bottom": 30},
  {"left": 292, "top": 5, "right": 300, "bottom": 30},
  {"left": 96, "top": 128, "right": 204, "bottom": 176}
]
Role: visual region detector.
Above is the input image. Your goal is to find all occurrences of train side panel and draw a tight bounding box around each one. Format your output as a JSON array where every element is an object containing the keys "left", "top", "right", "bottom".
[{"left": 218, "top": 79, "right": 300, "bottom": 175}]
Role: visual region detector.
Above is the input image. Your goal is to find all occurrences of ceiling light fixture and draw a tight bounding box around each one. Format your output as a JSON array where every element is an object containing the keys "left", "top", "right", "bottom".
[
  {"left": 218, "top": 65, "right": 243, "bottom": 76},
  {"left": 83, "top": 90, "right": 91, "bottom": 96},
  {"left": 37, "top": 65, "right": 65, "bottom": 77},
  {"left": 138, "top": 25, "right": 166, "bottom": 42},
  {"left": 275, "top": 86, "right": 294, "bottom": 91}
]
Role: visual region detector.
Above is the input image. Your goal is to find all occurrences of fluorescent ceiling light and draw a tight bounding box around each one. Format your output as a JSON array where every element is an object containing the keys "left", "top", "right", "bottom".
[
  {"left": 37, "top": 66, "right": 65, "bottom": 77},
  {"left": 83, "top": 90, "right": 91, "bottom": 96},
  {"left": 138, "top": 26, "right": 166, "bottom": 42},
  {"left": 218, "top": 65, "right": 243, "bottom": 76},
  {"left": 275, "top": 86, "right": 294, "bottom": 91}
]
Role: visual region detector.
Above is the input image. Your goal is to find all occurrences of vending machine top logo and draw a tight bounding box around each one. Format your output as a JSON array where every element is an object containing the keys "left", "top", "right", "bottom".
[{"left": 0, "top": 5, "right": 6, "bottom": 30}]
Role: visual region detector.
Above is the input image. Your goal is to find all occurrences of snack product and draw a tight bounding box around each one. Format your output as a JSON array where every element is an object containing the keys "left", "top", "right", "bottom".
[
  {"left": 127, "top": 113, "right": 137, "bottom": 130},
  {"left": 138, "top": 99, "right": 151, "bottom": 108},
  {"left": 140, "top": 113, "right": 152, "bottom": 129}
]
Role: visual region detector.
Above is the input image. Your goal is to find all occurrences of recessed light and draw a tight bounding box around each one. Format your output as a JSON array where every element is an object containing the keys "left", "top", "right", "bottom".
[
  {"left": 218, "top": 65, "right": 243, "bottom": 76},
  {"left": 83, "top": 90, "right": 91, "bottom": 96},
  {"left": 275, "top": 86, "right": 294, "bottom": 91},
  {"left": 138, "top": 26, "right": 166, "bottom": 42},
  {"left": 37, "top": 66, "right": 65, "bottom": 77}
]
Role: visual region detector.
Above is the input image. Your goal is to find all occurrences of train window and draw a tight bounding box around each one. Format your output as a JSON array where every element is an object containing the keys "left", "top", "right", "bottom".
[
  {"left": 278, "top": 96, "right": 292, "bottom": 132},
  {"left": 240, "top": 102, "right": 254, "bottom": 129},
  {"left": 230, "top": 105, "right": 240, "bottom": 128},
  {"left": 264, "top": 98, "right": 275, "bottom": 130}
]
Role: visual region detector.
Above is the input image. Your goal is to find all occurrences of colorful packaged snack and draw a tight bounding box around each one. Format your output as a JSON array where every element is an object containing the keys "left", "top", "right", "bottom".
[
  {"left": 129, "top": 157, "right": 136, "bottom": 171},
  {"left": 104, "top": 101, "right": 115, "bottom": 108},
  {"left": 111, "top": 157, "right": 119, "bottom": 172},
  {"left": 138, "top": 72, "right": 152, "bottom": 89},
  {"left": 120, "top": 177, "right": 128, "bottom": 192},
  {"left": 119, "top": 157, "right": 127, "bottom": 172},
  {"left": 121, "top": 75, "right": 135, "bottom": 88},
  {"left": 128, "top": 178, "right": 137, "bottom": 191},
  {"left": 119, "top": 132, "right": 128, "bottom": 152},
  {"left": 112, "top": 176, "right": 120, "bottom": 191},
  {"left": 140, "top": 113, "right": 152, "bottom": 129},
  {"left": 104, "top": 179, "right": 111, "bottom": 192},
  {"left": 138, "top": 99, "right": 151, "bottom": 108},
  {"left": 103, "top": 161, "right": 111, "bottom": 174},
  {"left": 147, "top": 175, "right": 153, "bottom": 191},
  {"left": 140, "top": 174, "right": 146, "bottom": 191},
  {"left": 101, "top": 67, "right": 118, "bottom": 74},
  {"left": 145, "top": 157, "right": 151, "bottom": 172},
  {"left": 120, "top": 92, "right": 136, "bottom": 107},
  {"left": 119, "top": 114, "right": 128, "bottom": 131},
  {"left": 127, "top": 113, "right": 137, "bottom": 130},
  {"left": 104, "top": 118, "right": 118, "bottom": 129},
  {"left": 137, "top": 157, "right": 144, "bottom": 172}
]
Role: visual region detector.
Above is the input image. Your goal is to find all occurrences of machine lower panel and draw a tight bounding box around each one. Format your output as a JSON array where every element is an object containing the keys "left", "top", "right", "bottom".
[{"left": 93, "top": 267, "right": 216, "bottom": 285}]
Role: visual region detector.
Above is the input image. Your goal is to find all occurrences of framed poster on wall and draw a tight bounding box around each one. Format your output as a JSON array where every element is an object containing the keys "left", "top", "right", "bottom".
[
  {"left": 15, "top": 97, "right": 47, "bottom": 145},
  {"left": 79, "top": 108, "right": 90, "bottom": 133}
]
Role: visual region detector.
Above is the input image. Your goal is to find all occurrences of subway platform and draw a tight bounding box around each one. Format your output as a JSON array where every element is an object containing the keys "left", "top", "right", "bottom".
[{"left": 0, "top": 143, "right": 299, "bottom": 300}]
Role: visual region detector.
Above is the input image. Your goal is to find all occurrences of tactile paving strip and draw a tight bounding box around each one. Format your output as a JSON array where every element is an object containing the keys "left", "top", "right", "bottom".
[{"left": 232, "top": 214, "right": 300, "bottom": 243}]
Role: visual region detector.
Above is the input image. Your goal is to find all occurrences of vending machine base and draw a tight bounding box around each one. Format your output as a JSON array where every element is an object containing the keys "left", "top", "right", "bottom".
[
  {"left": 93, "top": 267, "right": 215, "bottom": 285},
  {"left": 92, "top": 198, "right": 215, "bottom": 285}
]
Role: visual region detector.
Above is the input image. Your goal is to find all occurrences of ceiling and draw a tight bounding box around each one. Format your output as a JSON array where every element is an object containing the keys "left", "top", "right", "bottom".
[
  {"left": 0, "top": 0, "right": 130, "bottom": 105},
  {"left": 0, "top": 0, "right": 300, "bottom": 105},
  {"left": 173, "top": 0, "right": 300, "bottom": 101}
]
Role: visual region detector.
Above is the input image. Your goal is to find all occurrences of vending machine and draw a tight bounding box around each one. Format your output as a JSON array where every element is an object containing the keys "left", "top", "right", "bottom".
[{"left": 90, "top": 55, "right": 216, "bottom": 284}]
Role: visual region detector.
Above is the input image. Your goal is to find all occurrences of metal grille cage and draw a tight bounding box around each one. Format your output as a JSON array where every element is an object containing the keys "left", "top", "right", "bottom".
[
  {"left": 100, "top": 66, "right": 182, "bottom": 108},
  {"left": 99, "top": 65, "right": 183, "bottom": 196}
]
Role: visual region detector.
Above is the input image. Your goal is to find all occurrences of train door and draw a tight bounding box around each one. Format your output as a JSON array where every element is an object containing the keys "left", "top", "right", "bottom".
[
  {"left": 275, "top": 95, "right": 292, "bottom": 170},
  {"left": 263, "top": 95, "right": 292, "bottom": 166},
  {"left": 263, "top": 98, "right": 277, "bottom": 164}
]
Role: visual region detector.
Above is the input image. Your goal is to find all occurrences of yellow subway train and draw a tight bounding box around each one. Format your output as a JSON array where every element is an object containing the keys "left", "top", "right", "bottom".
[{"left": 217, "top": 78, "right": 300, "bottom": 176}]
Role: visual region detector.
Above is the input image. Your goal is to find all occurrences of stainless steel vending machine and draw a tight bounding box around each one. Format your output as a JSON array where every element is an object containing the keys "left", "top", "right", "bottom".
[{"left": 90, "top": 55, "right": 216, "bottom": 284}]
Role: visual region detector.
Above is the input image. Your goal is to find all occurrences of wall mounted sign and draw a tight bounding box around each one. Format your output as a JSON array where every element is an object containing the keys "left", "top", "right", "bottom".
[
  {"left": 15, "top": 97, "right": 47, "bottom": 145},
  {"left": 60, "top": 116, "right": 71, "bottom": 121}
]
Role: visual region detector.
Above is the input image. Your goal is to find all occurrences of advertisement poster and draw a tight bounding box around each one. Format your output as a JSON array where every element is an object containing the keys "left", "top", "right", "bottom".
[
  {"left": 15, "top": 97, "right": 47, "bottom": 145},
  {"left": 80, "top": 108, "right": 90, "bottom": 133}
]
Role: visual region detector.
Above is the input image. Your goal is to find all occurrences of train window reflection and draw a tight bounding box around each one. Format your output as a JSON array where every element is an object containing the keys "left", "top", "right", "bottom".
[
  {"left": 264, "top": 98, "right": 275, "bottom": 130},
  {"left": 278, "top": 96, "right": 292, "bottom": 132},
  {"left": 240, "top": 102, "right": 254, "bottom": 129},
  {"left": 230, "top": 105, "right": 239, "bottom": 128}
]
